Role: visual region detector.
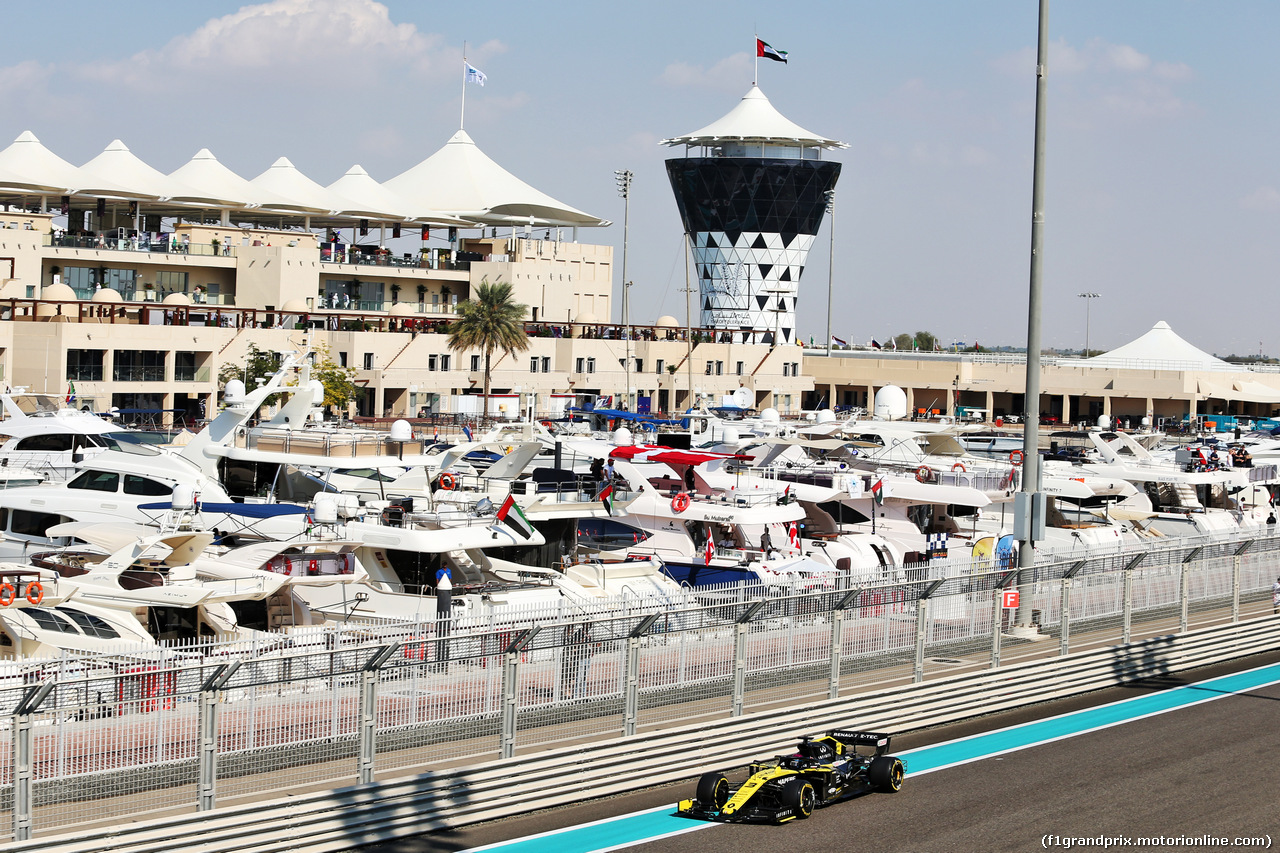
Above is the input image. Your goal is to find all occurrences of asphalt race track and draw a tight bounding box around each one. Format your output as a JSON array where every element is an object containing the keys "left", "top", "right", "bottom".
[{"left": 357, "top": 650, "right": 1280, "bottom": 853}]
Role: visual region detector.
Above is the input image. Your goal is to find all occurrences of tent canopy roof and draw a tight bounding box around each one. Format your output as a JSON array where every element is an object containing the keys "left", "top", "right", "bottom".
[
  {"left": 383, "top": 130, "right": 609, "bottom": 228},
  {"left": 1086, "top": 321, "right": 1239, "bottom": 372},
  {"left": 661, "top": 86, "right": 847, "bottom": 150},
  {"left": 0, "top": 131, "right": 141, "bottom": 198}
]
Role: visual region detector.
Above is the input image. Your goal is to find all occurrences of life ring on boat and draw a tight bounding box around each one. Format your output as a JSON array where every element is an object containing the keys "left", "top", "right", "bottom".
[
  {"left": 1010, "top": 450, "right": 1025, "bottom": 466},
  {"left": 952, "top": 462, "right": 967, "bottom": 473},
  {"left": 439, "top": 472, "right": 457, "bottom": 491},
  {"left": 672, "top": 492, "right": 691, "bottom": 513},
  {"left": 25, "top": 582, "right": 43, "bottom": 605},
  {"left": 915, "top": 466, "right": 933, "bottom": 484},
  {"left": 0, "top": 583, "right": 14, "bottom": 607}
]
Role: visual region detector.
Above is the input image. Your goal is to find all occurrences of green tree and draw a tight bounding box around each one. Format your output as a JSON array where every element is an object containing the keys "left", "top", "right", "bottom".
[
  {"left": 914, "top": 330, "right": 938, "bottom": 352},
  {"left": 217, "top": 344, "right": 281, "bottom": 406},
  {"left": 312, "top": 344, "right": 357, "bottom": 415},
  {"left": 447, "top": 279, "right": 529, "bottom": 417},
  {"left": 892, "top": 333, "right": 913, "bottom": 351}
]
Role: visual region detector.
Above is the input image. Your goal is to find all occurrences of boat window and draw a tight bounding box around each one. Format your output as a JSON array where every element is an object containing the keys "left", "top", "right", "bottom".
[
  {"left": 576, "top": 518, "right": 650, "bottom": 550},
  {"left": 11, "top": 509, "right": 68, "bottom": 538},
  {"left": 67, "top": 470, "right": 119, "bottom": 492},
  {"left": 123, "top": 475, "right": 172, "bottom": 496},
  {"left": 24, "top": 608, "right": 79, "bottom": 634},
  {"left": 15, "top": 434, "right": 75, "bottom": 452},
  {"left": 0, "top": 507, "right": 7, "bottom": 530},
  {"left": 59, "top": 608, "right": 121, "bottom": 639}
]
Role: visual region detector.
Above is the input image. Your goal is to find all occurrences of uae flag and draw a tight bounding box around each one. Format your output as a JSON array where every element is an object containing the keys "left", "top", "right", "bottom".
[
  {"left": 496, "top": 494, "right": 534, "bottom": 540},
  {"left": 597, "top": 483, "right": 614, "bottom": 516},
  {"left": 757, "top": 38, "right": 788, "bottom": 63},
  {"left": 871, "top": 477, "right": 885, "bottom": 506}
]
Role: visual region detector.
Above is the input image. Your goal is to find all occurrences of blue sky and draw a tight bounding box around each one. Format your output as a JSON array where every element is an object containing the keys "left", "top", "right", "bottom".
[{"left": 3, "top": 1, "right": 1278, "bottom": 355}]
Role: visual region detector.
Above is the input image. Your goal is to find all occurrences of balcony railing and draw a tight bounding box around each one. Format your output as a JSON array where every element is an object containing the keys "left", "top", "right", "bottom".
[
  {"left": 318, "top": 246, "right": 471, "bottom": 271},
  {"left": 112, "top": 366, "right": 166, "bottom": 382},
  {"left": 46, "top": 234, "right": 236, "bottom": 257},
  {"left": 174, "top": 366, "right": 211, "bottom": 382}
]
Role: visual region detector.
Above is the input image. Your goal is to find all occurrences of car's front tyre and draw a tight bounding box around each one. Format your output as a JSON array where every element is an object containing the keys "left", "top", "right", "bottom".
[
  {"left": 696, "top": 772, "right": 730, "bottom": 810},
  {"left": 868, "top": 756, "right": 905, "bottom": 792},
  {"left": 778, "top": 778, "right": 816, "bottom": 819}
]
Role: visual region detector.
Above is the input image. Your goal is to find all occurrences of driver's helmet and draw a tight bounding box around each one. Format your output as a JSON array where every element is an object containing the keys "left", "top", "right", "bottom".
[{"left": 797, "top": 739, "right": 835, "bottom": 762}]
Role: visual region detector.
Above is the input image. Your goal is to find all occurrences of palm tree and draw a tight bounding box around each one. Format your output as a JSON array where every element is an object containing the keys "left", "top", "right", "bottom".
[{"left": 447, "top": 280, "right": 529, "bottom": 419}]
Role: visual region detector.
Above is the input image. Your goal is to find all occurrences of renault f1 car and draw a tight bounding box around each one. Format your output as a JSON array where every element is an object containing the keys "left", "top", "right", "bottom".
[{"left": 676, "top": 730, "right": 905, "bottom": 824}]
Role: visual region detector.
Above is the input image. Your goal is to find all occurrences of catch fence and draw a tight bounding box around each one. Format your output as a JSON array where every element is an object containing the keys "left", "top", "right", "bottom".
[{"left": 1, "top": 531, "right": 1278, "bottom": 841}]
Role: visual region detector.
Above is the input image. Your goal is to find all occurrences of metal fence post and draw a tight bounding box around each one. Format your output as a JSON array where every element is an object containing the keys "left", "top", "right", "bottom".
[
  {"left": 1059, "top": 577, "right": 1072, "bottom": 656},
  {"left": 1122, "top": 567, "right": 1133, "bottom": 644},
  {"left": 913, "top": 598, "right": 929, "bottom": 683},
  {"left": 623, "top": 615, "right": 658, "bottom": 738},
  {"left": 13, "top": 681, "right": 55, "bottom": 840},
  {"left": 1180, "top": 560, "right": 1191, "bottom": 633},
  {"left": 501, "top": 628, "right": 538, "bottom": 759},
  {"left": 197, "top": 662, "right": 240, "bottom": 811},
  {"left": 732, "top": 602, "right": 766, "bottom": 716},
  {"left": 828, "top": 610, "right": 844, "bottom": 699},
  {"left": 356, "top": 645, "right": 398, "bottom": 785},
  {"left": 1232, "top": 554, "right": 1242, "bottom": 623},
  {"left": 990, "top": 590, "right": 1004, "bottom": 669}
]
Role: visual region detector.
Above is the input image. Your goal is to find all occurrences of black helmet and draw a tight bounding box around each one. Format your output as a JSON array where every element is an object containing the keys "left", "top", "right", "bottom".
[{"left": 798, "top": 739, "right": 835, "bottom": 761}]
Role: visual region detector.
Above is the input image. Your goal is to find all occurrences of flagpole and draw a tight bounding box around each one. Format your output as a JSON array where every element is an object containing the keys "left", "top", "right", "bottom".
[
  {"left": 460, "top": 42, "right": 468, "bottom": 130},
  {"left": 753, "top": 31, "right": 758, "bottom": 85}
]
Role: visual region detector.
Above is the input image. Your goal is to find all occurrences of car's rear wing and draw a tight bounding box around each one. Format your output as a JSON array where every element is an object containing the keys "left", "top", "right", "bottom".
[{"left": 827, "top": 730, "right": 892, "bottom": 755}]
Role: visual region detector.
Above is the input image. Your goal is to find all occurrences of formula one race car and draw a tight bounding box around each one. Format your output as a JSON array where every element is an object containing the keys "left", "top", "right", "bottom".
[{"left": 677, "top": 730, "right": 905, "bottom": 824}]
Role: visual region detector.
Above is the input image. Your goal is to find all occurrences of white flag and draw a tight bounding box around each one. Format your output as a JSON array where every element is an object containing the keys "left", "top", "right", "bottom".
[{"left": 465, "top": 63, "right": 487, "bottom": 87}]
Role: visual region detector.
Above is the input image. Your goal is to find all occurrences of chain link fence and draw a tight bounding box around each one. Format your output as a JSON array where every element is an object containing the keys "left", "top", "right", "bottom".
[{"left": 2, "top": 531, "right": 1278, "bottom": 842}]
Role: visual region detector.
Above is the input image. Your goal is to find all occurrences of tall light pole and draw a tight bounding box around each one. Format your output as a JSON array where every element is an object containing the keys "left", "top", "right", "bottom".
[
  {"left": 615, "top": 169, "right": 633, "bottom": 409},
  {"left": 824, "top": 189, "right": 835, "bottom": 358},
  {"left": 1078, "top": 292, "right": 1099, "bottom": 357}
]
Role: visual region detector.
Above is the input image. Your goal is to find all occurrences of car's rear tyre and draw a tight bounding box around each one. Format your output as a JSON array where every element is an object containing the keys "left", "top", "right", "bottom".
[
  {"left": 868, "top": 756, "right": 905, "bottom": 792},
  {"left": 696, "top": 773, "right": 730, "bottom": 809},
  {"left": 778, "top": 778, "right": 816, "bottom": 819}
]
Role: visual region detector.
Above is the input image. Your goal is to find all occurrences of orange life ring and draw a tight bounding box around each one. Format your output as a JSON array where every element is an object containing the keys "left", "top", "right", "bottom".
[
  {"left": 439, "top": 472, "right": 457, "bottom": 490},
  {"left": 0, "top": 583, "right": 14, "bottom": 607},
  {"left": 672, "top": 492, "right": 691, "bottom": 513},
  {"left": 915, "top": 466, "right": 932, "bottom": 484},
  {"left": 1010, "top": 450, "right": 1025, "bottom": 466},
  {"left": 952, "top": 462, "right": 967, "bottom": 473},
  {"left": 25, "top": 582, "right": 43, "bottom": 606}
]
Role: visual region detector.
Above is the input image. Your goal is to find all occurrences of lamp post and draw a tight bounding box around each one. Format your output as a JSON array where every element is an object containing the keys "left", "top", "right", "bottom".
[
  {"left": 1078, "top": 292, "right": 1099, "bottom": 357},
  {"left": 824, "top": 189, "right": 835, "bottom": 358},
  {"left": 615, "top": 169, "right": 633, "bottom": 409}
]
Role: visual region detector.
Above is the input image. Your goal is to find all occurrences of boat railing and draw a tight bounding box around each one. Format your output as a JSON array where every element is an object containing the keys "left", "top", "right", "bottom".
[{"left": 246, "top": 428, "right": 425, "bottom": 458}]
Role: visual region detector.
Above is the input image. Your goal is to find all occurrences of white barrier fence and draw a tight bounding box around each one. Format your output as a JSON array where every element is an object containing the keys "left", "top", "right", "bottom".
[{"left": 0, "top": 532, "right": 1278, "bottom": 843}]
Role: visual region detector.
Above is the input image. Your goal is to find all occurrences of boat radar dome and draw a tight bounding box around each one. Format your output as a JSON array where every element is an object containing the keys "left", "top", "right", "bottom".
[
  {"left": 873, "top": 386, "right": 908, "bottom": 420},
  {"left": 1097, "top": 415, "right": 1111, "bottom": 429},
  {"left": 388, "top": 419, "right": 413, "bottom": 442},
  {"left": 816, "top": 409, "right": 835, "bottom": 424},
  {"left": 722, "top": 425, "right": 740, "bottom": 444},
  {"left": 223, "top": 379, "right": 246, "bottom": 405},
  {"left": 760, "top": 407, "right": 781, "bottom": 426},
  {"left": 171, "top": 484, "right": 196, "bottom": 511},
  {"left": 613, "top": 426, "right": 634, "bottom": 446},
  {"left": 313, "top": 494, "right": 339, "bottom": 525},
  {"left": 308, "top": 380, "right": 325, "bottom": 406}
]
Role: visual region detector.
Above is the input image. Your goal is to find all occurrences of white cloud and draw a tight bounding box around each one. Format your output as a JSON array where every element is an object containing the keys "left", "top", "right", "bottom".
[
  {"left": 660, "top": 53, "right": 753, "bottom": 93},
  {"left": 78, "top": 0, "right": 449, "bottom": 89},
  {"left": 1240, "top": 186, "right": 1280, "bottom": 212}
]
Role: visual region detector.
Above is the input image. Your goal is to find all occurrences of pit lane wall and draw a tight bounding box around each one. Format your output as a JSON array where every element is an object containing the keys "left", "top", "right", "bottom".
[{"left": 2, "top": 531, "right": 1279, "bottom": 848}]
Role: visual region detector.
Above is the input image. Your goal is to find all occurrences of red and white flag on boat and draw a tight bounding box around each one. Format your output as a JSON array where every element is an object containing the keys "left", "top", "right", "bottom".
[
  {"left": 788, "top": 522, "right": 801, "bottom": 551},
  {"left": 704, "top": 535, "right": 714, "bottom": 566}
]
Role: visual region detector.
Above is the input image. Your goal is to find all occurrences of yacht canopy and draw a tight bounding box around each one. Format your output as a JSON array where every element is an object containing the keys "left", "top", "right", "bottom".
[
  {"left": 661, "top": 86, "right": 847, "bottom": 150},
  {"left": 384, "top": 130, "right": 610, "bottom": 228}
]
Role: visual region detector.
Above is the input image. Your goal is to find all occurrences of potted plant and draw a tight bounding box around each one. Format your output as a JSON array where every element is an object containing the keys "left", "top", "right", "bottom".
[
  {"left": 416, "top": 284, "right": 427, "bottom": 304},
  {"left": 211, "top": 238, "right": 221, "bottom": 256},
  {"left": 143, "top": 282, "right": 155, "bottom": 301},
  {"left": 390, "top": 283, "right": 401, "bottom": 304}
]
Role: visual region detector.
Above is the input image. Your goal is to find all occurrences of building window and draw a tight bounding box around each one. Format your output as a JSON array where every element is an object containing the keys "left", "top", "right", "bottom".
[
  {"left": 174, "top": 351, "right": 198, "bottom": 382},
  {"left": 575, "top": 357, "right": 585, "bottom": 374},
  {"left": 427, "top": 354, "right": 438, "bottom": 371},
  {"left": 155, "top": 270, "right": 188, "bottom": 294},
  {"left": 635, "top": 358, "right": 643, "bottom": 373},
  {"left": 339, "top": 351, "right": 348, "bottom": 368},
  {"left": 655, "top": 359, "right": 664, "bottom": 374},
  {"left": 530, "top": 357, "right": 539, "bottom": 373},
  {"left": 471, "top": 355, "right": 481, "bottom": 372},
  {"left": 705, "top": 361, "right": 713, "bottom": 375},
  {"left": 736, "top": 361, "right": 744, "bottom": 376},
  {"left": 363, "top": 353, "right": 374, "bottom": 370},
  {"left": 715, "top": 361, "right": 723, "bottom": 375},
  {"left": 440, "top": 354, "right": 451, "bottom": 371},
  {"left": 67, "top": 349, "right": 104, "bottom": 382},
  {"left": 586, "top": 357, "right": 596, "bottom": 374},
  {"left": 783, "top": 363, "right": 791, "bottom": 377},
  {"left": 112, "top": 350, "right": 165, "bottom": 382},
  {"left": 792, "top": 362, "right": 800, "bottom": 375},
  {"left": 541, "top": 356, "right": 550, "bottom": 372}
]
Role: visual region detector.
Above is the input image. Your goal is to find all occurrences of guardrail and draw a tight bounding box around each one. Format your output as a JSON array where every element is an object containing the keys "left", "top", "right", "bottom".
[{"left": 9, "top": 616, "right": 1276, "bottom": 853}]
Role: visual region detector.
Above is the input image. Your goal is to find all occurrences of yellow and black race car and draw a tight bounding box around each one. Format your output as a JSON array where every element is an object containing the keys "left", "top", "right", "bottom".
[{"left": 676, "top": 730, "right": 905, "bottom": 824}]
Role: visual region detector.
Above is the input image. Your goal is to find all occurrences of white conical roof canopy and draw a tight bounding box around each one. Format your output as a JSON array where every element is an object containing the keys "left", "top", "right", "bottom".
[
  {"left": 249, "top": 157, "right": 343, "bottom": 214},
  {"left": 383, "top": 130, "right": 609, "bottom": 227},
  {"left": 168, "top": 148, "right": 320, "bottom": 212},
  {"left": 0, "top": 130, "right": 140, "bottom": 197},
  {"left": 1085, "top": 320, "right": 1237, "bottom": 371},
  {"left": 326, "top": 165, "right": 419, "bottom": 222},
  {"left": 661, "top": 86, "right": 847, "bottom": 149},
  {"left": 81, "top": 139, "right": 202, "bottom": 200}
]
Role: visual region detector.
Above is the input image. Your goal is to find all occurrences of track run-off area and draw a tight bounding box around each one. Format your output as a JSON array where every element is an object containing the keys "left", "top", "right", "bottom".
[{"left": 360, "top": 650, "right": 1280, "bottom": 853}]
